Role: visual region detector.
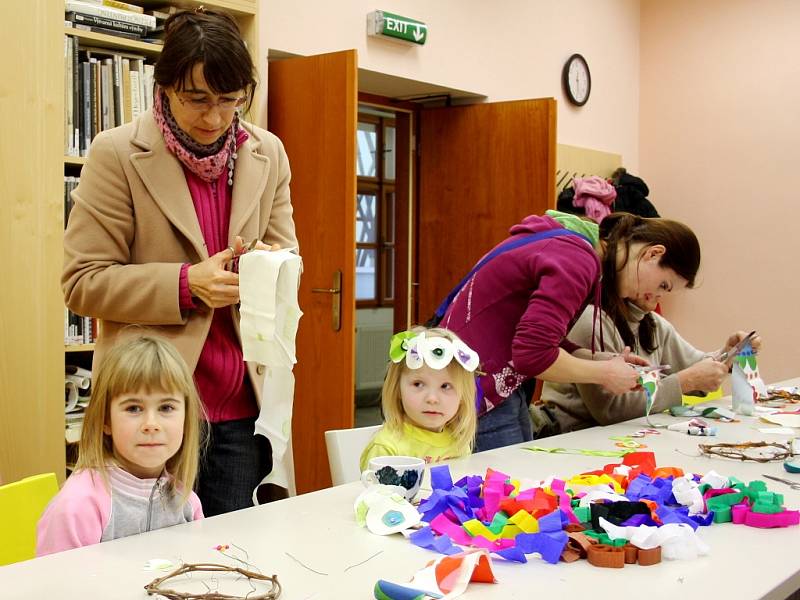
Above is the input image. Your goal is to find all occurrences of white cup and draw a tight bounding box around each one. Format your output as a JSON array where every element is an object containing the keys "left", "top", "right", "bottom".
[{"left": 360, "top": 455, "right": 425, "bottom": 501}]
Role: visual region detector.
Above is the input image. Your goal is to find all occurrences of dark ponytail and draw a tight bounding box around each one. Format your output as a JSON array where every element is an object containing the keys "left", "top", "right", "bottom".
[{"left": 599, "top": 213, "right": 700, "bottom": 353}]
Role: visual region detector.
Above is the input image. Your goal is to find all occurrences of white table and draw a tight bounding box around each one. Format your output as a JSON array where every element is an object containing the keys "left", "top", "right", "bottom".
[{"left": 4, "top": 380, "right": 800, "bottom": 600}]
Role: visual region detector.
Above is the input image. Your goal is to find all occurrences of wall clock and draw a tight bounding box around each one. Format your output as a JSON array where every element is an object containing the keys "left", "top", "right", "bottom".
[{"left": 563, "top": 53, "right": 591, "bottom": 106}]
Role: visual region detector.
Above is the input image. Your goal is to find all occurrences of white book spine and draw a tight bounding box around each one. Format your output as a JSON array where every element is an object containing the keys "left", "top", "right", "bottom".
[
  {"left": 65, "top": 1, "right": 156, "bottom": 28},
  {"left": 129, "top": 69, "right": 141, "bottom": 119}
]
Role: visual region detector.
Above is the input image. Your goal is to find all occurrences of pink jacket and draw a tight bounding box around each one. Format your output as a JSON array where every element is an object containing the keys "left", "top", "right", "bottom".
[
  {"left": 572, "top": 176, "right": 617, "bottom": 223},
  {"left": 37, "top": 466, "right": 203, "bottom": 556}
]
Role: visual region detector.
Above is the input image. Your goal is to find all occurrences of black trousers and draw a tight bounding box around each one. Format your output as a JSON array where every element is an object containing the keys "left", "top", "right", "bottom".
[{"left": 197, "top": 417, "right": 273, "bottom": 517}]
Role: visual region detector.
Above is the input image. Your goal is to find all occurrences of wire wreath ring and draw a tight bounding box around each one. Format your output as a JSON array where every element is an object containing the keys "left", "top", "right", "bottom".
[
  {"left": 144, "top": 562, "right": 281, "bottom": 600},
  {"left": 698, "top": 441, "right": 792, "bottom": 463}
]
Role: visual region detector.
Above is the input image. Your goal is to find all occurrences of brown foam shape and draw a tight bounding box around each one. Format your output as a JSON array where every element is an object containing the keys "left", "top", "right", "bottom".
[
  {"left": 587, "top": 543, "right": 625, "bottom": 568},
  {"left": 564, "top": 523, "right": 586, "bottom": 533},
  {"left": 561, "top": 531, "right": 596, "bottom": 562},
  {"left": 636, "top": 545, "right": 662, "bottom": 566},
  {"left": 623, "top": 543, "right": 638, "bottom": 564}
]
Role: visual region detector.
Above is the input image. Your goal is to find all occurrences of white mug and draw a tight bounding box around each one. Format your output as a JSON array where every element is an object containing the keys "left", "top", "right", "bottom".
[{"left": 360, "top": 455, "right": 425, "bottom": 501}]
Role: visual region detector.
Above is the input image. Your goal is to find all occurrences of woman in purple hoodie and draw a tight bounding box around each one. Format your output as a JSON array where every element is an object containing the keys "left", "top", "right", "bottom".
[{"left": 439, "top": 211, "right": 700, "bottom": 451}]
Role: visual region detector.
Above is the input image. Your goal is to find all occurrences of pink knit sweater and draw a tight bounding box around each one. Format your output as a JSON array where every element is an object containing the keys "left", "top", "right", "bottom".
[{"left": 177, "top": 130, "right": 257, "bottom": 423}]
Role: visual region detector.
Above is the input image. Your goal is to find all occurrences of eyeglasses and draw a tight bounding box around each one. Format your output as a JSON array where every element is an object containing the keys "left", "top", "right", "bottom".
[{"left": 175, "top": 93, "right": 247, "bottom": 114}]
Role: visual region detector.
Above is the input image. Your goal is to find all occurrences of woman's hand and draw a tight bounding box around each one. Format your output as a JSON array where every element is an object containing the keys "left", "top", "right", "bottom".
[
  {"left": 598, "top": 356, "right": 641, "bottom": 395},
  {"left": 233, "top": 235, "right": 281, "bottom": 255},
  {"left": 187, "top": 247, "right": 241, "bottom": 308},
  {"left": 719, "top": 330, "right": 762, "bottom": 357},
  {"left": 679, "top": 358, "right": 728, "bottom": 394},
  {"left": 620, "top": 346, "right": 650, "bottom": 368}
]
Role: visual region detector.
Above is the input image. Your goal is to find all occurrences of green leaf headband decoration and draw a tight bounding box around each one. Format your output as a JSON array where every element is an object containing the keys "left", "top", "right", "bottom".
[{"left": 388, "top": 331, "right": 479, "bottom": 372}]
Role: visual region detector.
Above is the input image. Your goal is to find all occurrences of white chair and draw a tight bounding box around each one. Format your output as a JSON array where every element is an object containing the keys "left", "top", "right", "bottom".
[{"left": 324, "top": 425, "right": 381, "bottom": 486}]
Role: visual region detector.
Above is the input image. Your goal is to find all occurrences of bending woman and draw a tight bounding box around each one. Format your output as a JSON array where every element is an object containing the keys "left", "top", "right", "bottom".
[
  {"left": 62, "top": 9, "right": 297, "bottom": 515},
  {"left": 540, "top": 279, "right": 760, "bottom": 434},
  {"left": 440, "top": 211, "right": 701, "bottom": 451}
]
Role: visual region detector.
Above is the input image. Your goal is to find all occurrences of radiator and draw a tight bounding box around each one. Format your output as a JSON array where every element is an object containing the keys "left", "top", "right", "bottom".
[{"left": 355, "top": 324, "right": 393, "bottom": 391}]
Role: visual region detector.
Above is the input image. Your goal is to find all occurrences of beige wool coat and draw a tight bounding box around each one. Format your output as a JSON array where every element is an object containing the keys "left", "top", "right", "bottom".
[{"left": 62, "top": 109, "right": 298, "bottom": 403}]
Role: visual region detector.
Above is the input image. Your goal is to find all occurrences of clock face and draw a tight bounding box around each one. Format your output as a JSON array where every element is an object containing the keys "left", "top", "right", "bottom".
[{"left": 563, "top": 54, "right": 591, "bottom": 106}]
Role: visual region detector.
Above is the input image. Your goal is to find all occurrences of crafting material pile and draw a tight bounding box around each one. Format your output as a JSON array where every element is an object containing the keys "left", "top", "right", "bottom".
[{"left": 408, "top": 452, "right": 799, "bottom": 568}]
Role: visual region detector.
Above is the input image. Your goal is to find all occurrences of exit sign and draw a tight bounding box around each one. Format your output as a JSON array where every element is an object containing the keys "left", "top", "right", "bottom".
[{"left": 367, "top": 10, "right": 428, "bottom": 45}]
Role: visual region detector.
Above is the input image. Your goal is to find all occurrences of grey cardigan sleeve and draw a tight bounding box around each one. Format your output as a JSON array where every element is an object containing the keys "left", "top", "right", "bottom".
[{"left": 570, "top": 308, "right": 707, "bottom": 426}]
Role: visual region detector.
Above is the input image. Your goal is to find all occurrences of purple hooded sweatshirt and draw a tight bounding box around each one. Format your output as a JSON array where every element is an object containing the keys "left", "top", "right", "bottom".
[{"left": 441, "top": 214, "right": 600, "bottom": 416}]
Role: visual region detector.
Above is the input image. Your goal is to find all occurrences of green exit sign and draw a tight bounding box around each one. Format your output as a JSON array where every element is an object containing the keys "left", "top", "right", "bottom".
[{"left": 367, "top": 10, "right": 428, "bottom": 45}]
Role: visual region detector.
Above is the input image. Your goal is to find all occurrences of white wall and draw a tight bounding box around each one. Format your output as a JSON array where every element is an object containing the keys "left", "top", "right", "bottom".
[
  {"left": 259, "top": 0, "right": 641, "bottom": 169},
  {"left": 640, "top": 0, "right": 800, "bottom": 382}
]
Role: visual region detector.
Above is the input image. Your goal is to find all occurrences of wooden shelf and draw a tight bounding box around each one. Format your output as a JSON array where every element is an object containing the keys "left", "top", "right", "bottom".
[
  {"left": 64, "top": 156, "right": 86, "bottom": 166},
  {"left": 65, "top": 343, "right": 95, "bottom": 353},
  {"left": 136, "top": 0, "right": 256, "bottom": 17},
  {"left": 64, "top": 26, "right": 163, "bottom": 57}
]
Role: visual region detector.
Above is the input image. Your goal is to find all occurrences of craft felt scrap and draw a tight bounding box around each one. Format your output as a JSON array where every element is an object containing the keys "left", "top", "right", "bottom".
[{"left": 401, "top": 453, "right": 798, "bottom": 566}]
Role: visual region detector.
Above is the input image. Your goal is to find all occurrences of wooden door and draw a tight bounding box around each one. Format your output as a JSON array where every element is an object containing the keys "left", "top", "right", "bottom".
[
  {"left": 416, "top": 99, "right": 557, "bottom": 322},
  {"left": 268, "top": 51, "right": 357, "bottom": 494}
]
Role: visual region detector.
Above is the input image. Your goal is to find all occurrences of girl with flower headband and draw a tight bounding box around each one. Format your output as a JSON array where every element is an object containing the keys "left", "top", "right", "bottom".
[{"left": 359, "top": 328, "right": 479, "bottom": 471}]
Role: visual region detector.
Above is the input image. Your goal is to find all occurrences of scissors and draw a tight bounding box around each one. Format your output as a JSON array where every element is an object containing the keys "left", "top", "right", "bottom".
[
  {"left": 635, "top": 364, "right": 671, "bottom": 374},
  {"left": 717, "top": 330, "right": 757, "bottom": 363},
  {"left": 762, "top": 474, "right": 800, "bottom": 490}
]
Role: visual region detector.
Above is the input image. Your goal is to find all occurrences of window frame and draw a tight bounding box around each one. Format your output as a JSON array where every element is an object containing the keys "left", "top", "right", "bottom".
[{"left": 356, "top": 113, "right": 396, "bottom": 308}]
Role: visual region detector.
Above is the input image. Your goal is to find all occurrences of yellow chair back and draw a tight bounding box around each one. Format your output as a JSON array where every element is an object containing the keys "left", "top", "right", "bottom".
[{"left": 0, "top": 473, "right": 59, "bottom": 565}]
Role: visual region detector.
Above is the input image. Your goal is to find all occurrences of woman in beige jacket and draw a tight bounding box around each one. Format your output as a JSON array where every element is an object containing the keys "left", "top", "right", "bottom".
[{"left": 62, "top": 9, "right": 297, "bottom": 515}]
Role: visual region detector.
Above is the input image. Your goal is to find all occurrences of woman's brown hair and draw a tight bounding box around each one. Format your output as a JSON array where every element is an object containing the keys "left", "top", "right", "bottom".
[
  {"left": 154, "top": 8, "right": 257, "bottom": 113},
  {"left": 599, "top": 213, "right": 700, "bottom": 353}
]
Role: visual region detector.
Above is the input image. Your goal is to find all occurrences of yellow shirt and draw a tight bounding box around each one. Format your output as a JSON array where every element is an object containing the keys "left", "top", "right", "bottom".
[{"left": 359, "top": 421, "right": 470, "bottom": 472}]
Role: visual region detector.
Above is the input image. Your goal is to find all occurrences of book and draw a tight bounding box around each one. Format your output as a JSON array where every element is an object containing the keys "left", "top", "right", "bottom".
[
  {"left": 64, "top": 36, "right": 73, "bottom": 155},
  {"left": 65, "top": 1, "right": 156, "bottom": 28},
  {"left": 146, "top": 5, "right": 180, "bottom": 21},
  {"left": 72, "top": 23, "right": 142, "bottom": 41},
  {"left": 72, "top": 36, "right": 80, "bottom": 156},
  {"left": 80, "top": 0, "right": 145, "bottom": 14},
  {"left": 129, "top": 68, "right": 141, "bottom": 119},
  {"left": 66, "top": 11, "right": 148, "bottom": 36},
  {"left": 112, "top": 54, "right": 123, "bottom": 126},
  {"left": 81, "top": 62, "right": 91, "bottom": 154},
  {"left": 121, "top": 58, "right": 132, "bottom": 123}
]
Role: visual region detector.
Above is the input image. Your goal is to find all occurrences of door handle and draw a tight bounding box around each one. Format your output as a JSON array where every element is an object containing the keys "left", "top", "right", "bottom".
[{"left": 311, "top": 270, "right": 342, "bottom": 331}]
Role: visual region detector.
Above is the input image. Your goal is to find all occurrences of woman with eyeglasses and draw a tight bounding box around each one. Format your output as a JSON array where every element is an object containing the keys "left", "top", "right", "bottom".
[{"left": 62, "top": 9, "right": 297, "bottom": 516}]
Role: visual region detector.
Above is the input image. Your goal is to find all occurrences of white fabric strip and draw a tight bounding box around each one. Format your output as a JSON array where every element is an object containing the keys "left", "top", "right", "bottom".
[{"left": 239, "top": 249, "right": 303, "bottom": 496}]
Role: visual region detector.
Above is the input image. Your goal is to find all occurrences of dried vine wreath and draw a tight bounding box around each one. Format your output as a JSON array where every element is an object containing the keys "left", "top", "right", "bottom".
[
  {"left": 761, "top": 389, "right": 800, "bottom": 403},
  {"left": 698, "top": 441, "right": 792, "bottom": 463},
  {"left": 144, "top": 563, "right": 281, "bottom": 600}
]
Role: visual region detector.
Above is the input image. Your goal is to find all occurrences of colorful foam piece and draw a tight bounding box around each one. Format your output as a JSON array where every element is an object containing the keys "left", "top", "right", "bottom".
[
  {"left": 399, "top": 452, "right": 797, "bottom": 571},
  {"left": 374, "top": 580, "right": 438, "bottom": 600},
  {"left": 376, "top": 549, "right": 496, "bottom": 600}
]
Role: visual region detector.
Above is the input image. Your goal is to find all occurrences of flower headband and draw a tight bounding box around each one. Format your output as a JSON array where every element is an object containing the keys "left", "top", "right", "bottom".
[{"left": 389, "top": 331, "right": 479, "bottom": 372}]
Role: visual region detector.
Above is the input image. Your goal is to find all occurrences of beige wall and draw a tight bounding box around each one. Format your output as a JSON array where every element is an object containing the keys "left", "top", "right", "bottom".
[
  {"left": 259, "top": 0, "right": 641, "bottom": 169},
  {"left": 640, "top": 0, "right": 800, "bottom": 382}
]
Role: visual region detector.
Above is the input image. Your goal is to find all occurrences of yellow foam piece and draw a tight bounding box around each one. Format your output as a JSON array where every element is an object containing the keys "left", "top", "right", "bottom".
[
  {"left": 567, "top": 474, "right": 623, "bottom": 494},
  {"left": 463, "top": 519, "right": 499, "bottom": 541},
  {"left": 0, "top": 473, "right": 59, "bottom": 565},
  {"left": 682, "top": 387, "right": 723, "bottom": 406},
  {"left": 508, "top": 510, "right": 539, "bottom": 533},
  {"left": 498, "top": 525, "right": 524, "bottom": 539}
]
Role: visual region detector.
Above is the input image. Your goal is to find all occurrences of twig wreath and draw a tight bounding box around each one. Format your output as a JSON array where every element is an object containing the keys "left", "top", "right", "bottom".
[
  {"left": 144, "top": 563, "right": 281, "bottom": 600},
  {"left": 698, "top": 441, "right": 792, "bottom": 463}
]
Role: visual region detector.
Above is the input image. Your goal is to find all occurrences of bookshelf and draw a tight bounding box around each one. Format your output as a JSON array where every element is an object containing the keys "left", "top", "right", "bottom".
[{"left": 0, "top": 0, "right": 259, "bottom": 486}]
